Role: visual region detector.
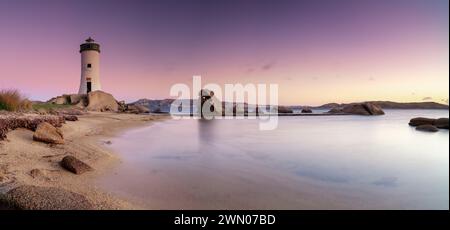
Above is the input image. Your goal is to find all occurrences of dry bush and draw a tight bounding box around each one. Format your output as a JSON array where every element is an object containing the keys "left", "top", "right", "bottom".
[{"left": 0, "top": 89, "right": 32, "bottom": 112}]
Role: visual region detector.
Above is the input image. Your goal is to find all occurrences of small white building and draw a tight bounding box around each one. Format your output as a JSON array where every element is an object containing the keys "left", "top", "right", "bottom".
[{"left": 78, "top": 37, "right": 101, "bottom": 94}]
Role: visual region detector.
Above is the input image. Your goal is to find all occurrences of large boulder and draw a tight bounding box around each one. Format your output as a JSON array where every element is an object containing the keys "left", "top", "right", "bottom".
[
  {"left": 416, "top": 125, "right": 439, "bottom": 132},
  {"left": 433, "top": 118, "right": 449, "bottom": 129},
  {"left": 60, "top": 156, "right": 93, "bottom": 175},
  {"left": 33, "top": 122, "right": 64, "bottom": 144},
  {"left": 69, "top": 94, "right": 87, "bottom": 105},
  {"left": 86, "top": 91, "right": 119, "bottom": 112},
  {"left": 49, "top": 95, "right": 69, "bottom": 105},
  {"left": 409, "top": 117, "right": 435, "bottom": 126},
  {"left": 0, "top": 185, "right": 94, "bottom": 210}
]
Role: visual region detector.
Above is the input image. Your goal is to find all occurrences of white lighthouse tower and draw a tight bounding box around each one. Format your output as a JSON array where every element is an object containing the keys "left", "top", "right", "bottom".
[{"left": 78, "top": 37, "right": 101, "bottom": 94}]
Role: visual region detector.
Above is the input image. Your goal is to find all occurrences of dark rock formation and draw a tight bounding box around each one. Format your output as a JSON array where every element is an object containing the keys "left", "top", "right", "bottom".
[
  {"left": 328, "top": 102, "right": 384, "bottom": 115},
  {"left": 433, "top": 118, "right": 449, "bottom": 129},
  {"left": 60, "top": 156, "right": 93, "bottom": 175},
  {"left": 33, "top": 122, "right": 64, "bottom": 144},
  {"left": 301, "top": 108, "right": 313, "bottom": 113},
  {"left": 277, "top": 106, "right": 293, "bottom": 114},
  {"left": 408, "top": 117, "right": 435, "bottom": 126},
  {"left": 0, "top": 185, "right": 94, "bottom": 210},
  {"left": 409, "top": 117, "right": 449, "bottom": 130}
]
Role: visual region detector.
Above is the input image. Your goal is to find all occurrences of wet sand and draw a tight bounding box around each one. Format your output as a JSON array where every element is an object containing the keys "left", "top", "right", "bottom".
[{"left": 0, "top": 112, "right": 168, "bottom": 209}]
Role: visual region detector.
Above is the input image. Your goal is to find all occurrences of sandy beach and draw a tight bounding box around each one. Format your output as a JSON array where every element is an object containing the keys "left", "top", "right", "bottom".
[{"left": 0, "top": 112, "right": 168, "bottom": 209}]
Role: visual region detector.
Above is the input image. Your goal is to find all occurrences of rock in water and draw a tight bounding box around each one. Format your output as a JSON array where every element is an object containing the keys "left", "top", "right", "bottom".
[
  {"left": 301, "top": 108, "right": 313, "bottom": 113},
  {"left": 33, "top": 122, "right": 64, "bottom": 144},
  {"left": 409, "top": 117, "right": 436, "bottom": 126},
  {"left": 86, "top": 90, "right": 119, "bottom": 112},
  {"left": 0, "top": 185, "right": 94, "bottom": 210},
  {"left": 60, "top": 156, "right": 93, "bottom": 174},
  {"left": 433, "top": 118, "right": 449, "bottom": 129},
  {"left": 416, "top": 124, "right": 439, "bottom": 132},
  {"left": 277, "top": 106, "right": 293, "bottom": 113}
]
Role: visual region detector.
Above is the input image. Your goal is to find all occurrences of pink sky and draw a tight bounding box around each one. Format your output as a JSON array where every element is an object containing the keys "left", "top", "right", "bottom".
[{"left": 0, "top": 0, "right": 448, "bottom": 105}]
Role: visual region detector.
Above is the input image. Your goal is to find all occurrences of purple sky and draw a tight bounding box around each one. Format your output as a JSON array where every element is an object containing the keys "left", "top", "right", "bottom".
[{"left": 0, "top": 0, "right": 448, "bottom": 105}]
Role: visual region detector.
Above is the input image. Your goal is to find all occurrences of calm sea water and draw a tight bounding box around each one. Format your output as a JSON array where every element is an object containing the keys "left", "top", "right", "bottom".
[{"left": 99, "top": 110, "right": 449, "bottom": 209}]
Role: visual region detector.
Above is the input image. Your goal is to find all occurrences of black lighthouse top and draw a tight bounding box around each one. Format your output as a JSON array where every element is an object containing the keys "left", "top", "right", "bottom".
[{"left": 79, "top": 37, "right": 100, "bottom": 53}]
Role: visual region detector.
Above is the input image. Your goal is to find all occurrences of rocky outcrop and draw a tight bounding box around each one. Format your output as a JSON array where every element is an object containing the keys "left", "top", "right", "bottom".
[
  {"left": 409, "top": 117, "right": 449, "bottom": 131},
  {"left": 60, "top": 156, "right": 93, "bottom": 174},
  {"left": 117, "top": 100, "right": 127, "bottom": 112},
  {"left": 32, "top": 122, "right": 64, "bottom": 144},
  {"left": 0, "top": 185, "right": 94, "bottom": 210},
  {"left": 48, "top": 94, "right": 88, "bottom": 106},
  {"left": 69, "top": 94, "right": 85, "bottom": 105},
  {"left": 434, "top": 118, "right": 449, "bottom": 129},
  {"left": 328, "top": 102, "right": 384, "bottom": 115},
  {"left": 277, "top": 106, "right": 293, "bottom": 114},
  {"left": 86, "top": 91, "right": 119, "bottom": 112},
  {"left": 130, "top": 98, "right": 178, "bottom": 113},
  {"left": 301, "top": 108, "right": 312, "bottom": 113},
  {"left": 47, "top": 91, "right": 122, "bottom": 112},
  {"left": 126, "top": 104, "right": 150, "bottom": 114},
  {"left": 327, "top": 107, "right": 343, "bottom": 114},
  {"left": 0, "top": 114, "right": 65, "bottom": 140},
  {"left": 416, "top": 125, "right": 439, "bottom": 132},
  {"left": 408, "top": 117, "right": 435, "bottom": 126}
]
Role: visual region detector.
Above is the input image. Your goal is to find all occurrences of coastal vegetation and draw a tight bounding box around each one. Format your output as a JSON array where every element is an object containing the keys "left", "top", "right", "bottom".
[{"left": 0, "top": 89, "right": 32, "bottom": 112}]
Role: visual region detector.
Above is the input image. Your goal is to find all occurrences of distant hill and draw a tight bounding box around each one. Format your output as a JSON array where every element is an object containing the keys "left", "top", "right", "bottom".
[
  {"left": 130, "top": 99, "right": 448, "bottom": 114},
  {"left": 312, "top": 101, "right": 448, "bottom": 110}
]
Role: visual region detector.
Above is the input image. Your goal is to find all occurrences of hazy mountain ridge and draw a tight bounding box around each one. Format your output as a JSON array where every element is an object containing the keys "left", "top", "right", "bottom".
[
  {"left": 312, "top": 101, "right": 449, "bottom": 110},
  {"left": 130, "top": 99, "right": 448, "bottom": 113}
]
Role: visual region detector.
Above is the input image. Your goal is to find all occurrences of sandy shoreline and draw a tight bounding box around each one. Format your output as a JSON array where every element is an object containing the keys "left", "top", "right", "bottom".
[{"left": 0, "top": 112, "right": 169, "bottom": 209}]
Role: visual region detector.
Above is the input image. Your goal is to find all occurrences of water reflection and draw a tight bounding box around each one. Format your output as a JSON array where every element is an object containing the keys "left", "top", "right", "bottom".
[
  {"left": 99, "top": 110, "right": 449, "bottom": 209},
  {"left": 197, "top": 119, "right": 217, "bottom": 142}
]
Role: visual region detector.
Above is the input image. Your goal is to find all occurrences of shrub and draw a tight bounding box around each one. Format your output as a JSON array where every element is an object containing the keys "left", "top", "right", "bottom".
[{"left": 0, "top": 89, "right": 32, "bottom": 111}]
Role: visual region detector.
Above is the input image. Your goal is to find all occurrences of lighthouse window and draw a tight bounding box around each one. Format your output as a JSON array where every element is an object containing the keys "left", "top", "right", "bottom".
[{"left": 87, "top": 64, "right": 92, "bottom": 68}]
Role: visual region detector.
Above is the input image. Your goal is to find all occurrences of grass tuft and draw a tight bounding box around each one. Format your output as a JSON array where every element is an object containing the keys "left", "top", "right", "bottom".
[{"left": 0, "top": 89, "right": 32, "bottom": 112}]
